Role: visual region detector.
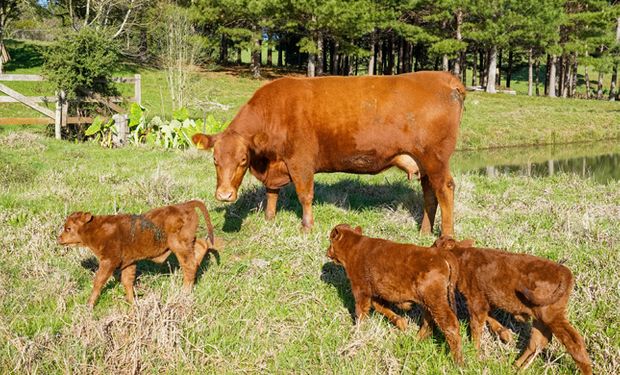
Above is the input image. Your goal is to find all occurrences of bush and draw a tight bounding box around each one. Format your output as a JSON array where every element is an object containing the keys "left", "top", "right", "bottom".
[{"left": 43, "top": 28, "right": 120, "bottom": 100}]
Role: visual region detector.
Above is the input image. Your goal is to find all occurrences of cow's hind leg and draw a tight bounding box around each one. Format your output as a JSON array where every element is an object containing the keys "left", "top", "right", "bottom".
[
  {"left": 428, "top": 168, "right": 455, "bottom": 236},
  {"left": 265, "top": 188, "right": 280, "bottom": 220},
  {"left": 420, "top": 175, "right": 438, "bottom": 235}
]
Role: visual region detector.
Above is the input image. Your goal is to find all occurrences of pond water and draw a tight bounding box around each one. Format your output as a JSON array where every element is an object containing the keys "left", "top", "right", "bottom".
[{"left": 452, "top": 141, "right": 620, "bottom": 184}]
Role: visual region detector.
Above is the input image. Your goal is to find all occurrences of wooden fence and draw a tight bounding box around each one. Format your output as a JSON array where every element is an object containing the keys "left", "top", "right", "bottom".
[{"left": 0, "top": 74, "right": 141, "bottom": 142}]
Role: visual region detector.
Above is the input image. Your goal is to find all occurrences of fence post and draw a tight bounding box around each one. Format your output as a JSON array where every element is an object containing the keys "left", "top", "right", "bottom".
[
  {"left": 54, "top": 91, "right": 62, "bottom": 139},
  {"left": 112, "top": 113, "right": 129, "bottom": 147},
  {"left": 60, "top": 90, "right": 67, "bottom": 127},
  {"left": 134, "top": 74, "right": 141, "bottom": 106}
]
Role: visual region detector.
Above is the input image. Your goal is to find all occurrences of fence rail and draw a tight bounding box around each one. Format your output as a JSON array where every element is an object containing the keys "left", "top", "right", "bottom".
[{"left": 0, "top": 73, "right": 141, "bottom": 142}]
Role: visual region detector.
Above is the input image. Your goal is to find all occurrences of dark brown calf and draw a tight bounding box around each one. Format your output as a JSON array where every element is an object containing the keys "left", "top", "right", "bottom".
[
  {"left": 326, "top": 224, "right": 463, "bottom": 364},
  {"left": 58, "top": 200, "right": 215, "bottom": 307},
  {"left": 432, "top": 236, "right": 592, "bottom": 374}
]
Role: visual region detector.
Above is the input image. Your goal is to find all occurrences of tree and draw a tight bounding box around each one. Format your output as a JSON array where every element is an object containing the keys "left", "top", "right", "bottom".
[{"left": 1, "top": 0, "right": 37, "bottom": 73}]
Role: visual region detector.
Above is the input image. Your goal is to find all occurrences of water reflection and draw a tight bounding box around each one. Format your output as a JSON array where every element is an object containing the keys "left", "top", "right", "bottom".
[{"left": 453, "top": 141, "right": 620, "bottom": 184}]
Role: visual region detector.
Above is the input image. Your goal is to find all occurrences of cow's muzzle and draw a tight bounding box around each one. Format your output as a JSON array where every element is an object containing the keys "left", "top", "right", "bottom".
[{"left": 216, "top": 188, "right": 237, "bottom": 202}]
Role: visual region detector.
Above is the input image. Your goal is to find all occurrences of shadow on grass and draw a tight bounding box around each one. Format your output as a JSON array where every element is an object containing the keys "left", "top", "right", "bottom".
[
  {"left": 220, "top": 178, "right": 424, "bottom": 233},
  {"left": 80, "top": 249, "right": 220, "bottom": 293},
  {"left": 4, "top": 40, "right": 46, "bottom": 71}
]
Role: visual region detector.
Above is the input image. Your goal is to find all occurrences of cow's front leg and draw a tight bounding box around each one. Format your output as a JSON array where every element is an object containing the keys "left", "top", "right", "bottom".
[
  {"left": 265, "top": 188, "right": 280, "bottom": 220},
  {"left": 289, "top": 168, "right": 315, "bottom": 232}
]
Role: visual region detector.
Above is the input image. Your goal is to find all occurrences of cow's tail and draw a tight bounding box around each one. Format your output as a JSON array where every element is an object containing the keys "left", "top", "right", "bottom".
[
  {"left": 187, "top": 200, "right": 215, "bottom": 246},
  {"left": 520, "top": 265, "right": 573, "bottom": 306},
  {"left": 444, "top": 254, "right": 459, "bottom": 313},
  {"left": 449, "top": 74, "right": 467, "bottom": 105}
]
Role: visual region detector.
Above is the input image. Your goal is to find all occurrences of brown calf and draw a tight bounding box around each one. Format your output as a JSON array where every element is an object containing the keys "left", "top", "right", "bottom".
[
  {"left": 58, "top": 200, "right": 215, "bottom": 307},
  {"left": 326, "top": 224, "right": 463, "bottom": 364},
  {"left": 432, "top": 236, "right": 592, "bottom": 374}
]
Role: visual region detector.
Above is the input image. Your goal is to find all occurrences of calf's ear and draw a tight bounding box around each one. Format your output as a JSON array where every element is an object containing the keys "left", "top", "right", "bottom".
[
  {"left": 330, "top": 227, "right": 343, "bottom": 242},
  {"left": 354, "top": 226, "right": 363, "bottom": 234},
  {"left": 192, "top": 133, "right": 217, "bottom": 150},
  {"left": 79, "top": 212, "right": 93, "bottom": 224}
]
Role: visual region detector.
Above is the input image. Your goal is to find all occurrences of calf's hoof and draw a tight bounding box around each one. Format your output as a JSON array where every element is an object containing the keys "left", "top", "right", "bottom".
[
  {"left": 498, "top": 328, "right": 513, "bottom": 344},
  {"left": 395, "top": 317, "right": 408, "bottom": 331}
]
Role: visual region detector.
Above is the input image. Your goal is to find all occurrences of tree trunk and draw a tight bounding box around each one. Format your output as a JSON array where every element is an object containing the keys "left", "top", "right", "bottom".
[
  {"left": 219, "top": 34, "right": 228, "bottom": 64},
  {"left": 385, "top": 34, "right": 394, "bottom": 75},
  {"left": 377, "top": 39, "right": 383, "bottom": 75},
  {"left": 267, "top": 45, "right": 272, "bottom": 66},
  {"left": 610, "top": 64, "right": 618, "bottom": 100},
  {"left": 461, "top": 50, "right": 467, "bottom": 83},
  {"left": 237, "top": 47, "right": 242, "bottom": 65},
  {"left": 562, "top": 54, "right": 571, "bottom": 98},
  {"left": 486, "top": 46, "right": 497, "bottom": 93},
  {"left": 535, "top": 60, "right": 541, "bottom": 96},
  {"left": 507, "top": 50, "right": 513, "bottom": 88},
  {"left": 496, "top": 49, "right": 502, "bottom": 86},
  {"left": 472, "top": 50, "right": 477, "bottom": 86},
  {"left": 528, "top": 49, "right": 533, "bottom": 96},
  {"left": 316, "top": 33, "right": 323, "bottom": 76},
  {"left": 277, "top": 44, "right": 283, "bottom": 67},
  {"left": 307, "top": 50, "right": 315, "bottom": 77},
  {"left": 479, "top": 49, "right": 486, "bottom": 86},
  {"left": 571, "top": 52, "right": 578, "bottom": 98},
  {"left": 368, "top": 30, "right": 376, "bottom": 75},
  {"left": 331, "top": 41, "right": 339, "bottom": 74},
  {"left": 548, "top": 54, "right": 557, "bottom": 97},
  {"left": 442, "top": 54, "right": 449, "bottom": 71},
  {"left": 544, "top": 54, "right": 550, "bottom": 95},
  {"left": 558, "top": 54, "right": 564, "bottom": 97},
  {"left": 597, "top": 71, "right": 604, "bottom": 99},
  {"left": 454, "top": 9, "right": 463, "bottom": 77},
  {"left": 251, "top": 37, "right": 261, "bottom": 79}
]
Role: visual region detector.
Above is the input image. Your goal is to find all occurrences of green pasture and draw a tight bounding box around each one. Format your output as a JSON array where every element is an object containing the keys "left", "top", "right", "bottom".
[{"left": 1, "top": 131, "right": 619, "bottom": 374}]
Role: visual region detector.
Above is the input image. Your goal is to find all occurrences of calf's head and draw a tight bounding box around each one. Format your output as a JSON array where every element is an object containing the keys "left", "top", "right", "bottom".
[
  {"left": 326, "top": 224, "right": 363, "bottom": 266},
  {"left": 58, "top": 212, "right": 93, "bottom": 245},
  {"left": 432, "top": 236, "right": 475, "bottom": 250},
  {"left": 193, "top": 132, "right": 251, "bottom": 202}
]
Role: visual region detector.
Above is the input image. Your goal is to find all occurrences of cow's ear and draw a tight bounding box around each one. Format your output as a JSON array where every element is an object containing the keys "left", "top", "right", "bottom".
[
  {"left": 354, "top": 226, "right": 363, "bottom": 234},
  {"left": 330, "top": 227, "right": 343, "bottom": 242},
  {"left": 252, "top": 132, "right": 269, "bottom": 151},
  {"left": 192, "top": 133, "right": 216, "bottom": 150}
]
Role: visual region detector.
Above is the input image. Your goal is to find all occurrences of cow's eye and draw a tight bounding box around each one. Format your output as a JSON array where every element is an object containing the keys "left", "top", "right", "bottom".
[
  {"left": 66, "top": 227, "right": 72, "bottom": 232},
  {"left": 213, "top": 158, "right": 218, "bottom": 166},
  {"left": 241, "top": 157, "right": 247, "bottom": 165}
]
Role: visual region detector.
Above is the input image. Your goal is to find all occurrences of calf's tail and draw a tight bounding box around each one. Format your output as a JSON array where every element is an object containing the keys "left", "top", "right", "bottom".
[
  {"left": 520, "top": 265, "right": 573, "bottom": 306},
  {"left": 187, "top": 200, "right": 215, "bottom": 246},
  {"left": 444, "top": 255, "right": 459, "bottom": 313}
]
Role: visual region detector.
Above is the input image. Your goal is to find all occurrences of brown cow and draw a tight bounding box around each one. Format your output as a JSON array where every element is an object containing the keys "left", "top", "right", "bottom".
[
  {"left": 326, "top": 224, "right": 463, "bottom": 364},
  {"left": 58, "top": 200, "right": 215, "bottom": 307},
  {"left": 431, "top": 236, "right": 592, "bottom": 374},
  {"left": 193, "top": 71, "right": 465, "bottom": 235}
]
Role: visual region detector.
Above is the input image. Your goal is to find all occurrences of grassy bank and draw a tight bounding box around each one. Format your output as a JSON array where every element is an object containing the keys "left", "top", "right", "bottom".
[
  {"left": 2, "top": 39, "right": 619, "bottom": 151},
  {"left": 1, "top": 131, "right": 618, "bottom": 374}
]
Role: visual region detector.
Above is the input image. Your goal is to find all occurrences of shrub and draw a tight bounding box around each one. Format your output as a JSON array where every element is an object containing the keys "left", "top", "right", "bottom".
[{"left": 43, "top": 28, "right": 120, "bottom": 100}]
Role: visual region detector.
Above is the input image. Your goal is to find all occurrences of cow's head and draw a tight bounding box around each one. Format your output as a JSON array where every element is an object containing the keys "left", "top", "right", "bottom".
[
  {"left": 193, "top": 131, "right": 266, "bottom": 202},
  {"left": 326, "top": 224, "right": 363, "bottom": 266},
  {"left": 58, "top": 212, "right": 93, "bottom": 246}
]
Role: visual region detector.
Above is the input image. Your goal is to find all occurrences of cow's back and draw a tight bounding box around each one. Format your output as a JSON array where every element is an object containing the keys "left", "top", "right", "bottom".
[{"left": 239, "top": 71, "right": 465, "bottom": 173}]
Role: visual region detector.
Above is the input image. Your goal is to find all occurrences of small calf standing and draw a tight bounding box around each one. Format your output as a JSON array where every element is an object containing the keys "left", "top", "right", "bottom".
[
  {"left": 433, "top": 236, "right": 592, "bottom": 375},
  {"left": 58, "top": 200, "right": 215, "bottom": 307},
  {"left": 326, "top": 224, "right": 463, "bottom": 364}
]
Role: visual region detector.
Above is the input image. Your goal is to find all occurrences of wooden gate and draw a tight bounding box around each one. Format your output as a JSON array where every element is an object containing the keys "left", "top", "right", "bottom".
[{"left": 0, "top": 74, "right": 141, "bottom": 141}]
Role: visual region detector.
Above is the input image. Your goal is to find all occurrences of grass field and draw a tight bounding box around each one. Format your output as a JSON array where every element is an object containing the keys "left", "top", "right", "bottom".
[{"left": 1, "top": 131, "right": 619, "bottom": 374}]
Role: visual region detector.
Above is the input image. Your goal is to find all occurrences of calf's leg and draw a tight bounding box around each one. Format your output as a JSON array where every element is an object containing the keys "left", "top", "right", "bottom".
[
  {"left": 169, "top": 237, "right": 198, "bottom": 291},
  {"left": 545, "top": 317, "right": 592, "bottom": 375},
  {"left": 515, "top": 319, "right": 552, "bottom": 370},
  {"left": 424, "top": 288, "right": 463, "bottom": 365},
  {"left": 417, "top": 308, "right": 434, "bottom": 340},
  {"left": 121, "top": 263, "right": 137, "bottom": 304},
  {"left": 486, "top": 316, "right": 513, "bottom": 343},
  {"left": 371, "top": 299, "right": 408, "bottom": 331},
  {"left": 88, "top": 259, "right": 118, "bottom": 307}
]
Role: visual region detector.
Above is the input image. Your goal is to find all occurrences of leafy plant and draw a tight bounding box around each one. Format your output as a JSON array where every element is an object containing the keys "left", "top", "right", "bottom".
[{"left": 85, "top": 116, "right": 116, "bottom": 148}]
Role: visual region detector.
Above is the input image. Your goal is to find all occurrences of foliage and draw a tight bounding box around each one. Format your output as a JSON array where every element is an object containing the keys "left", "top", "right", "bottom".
[
  {"left": 125, "top": 103, "right": 229, "bottom": 149},
  {"left": 42, "top": 28, "right": 120, "bottom": 100},
  {"left": 84, "top": 116, "right": 116, "bottom": 148}
]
